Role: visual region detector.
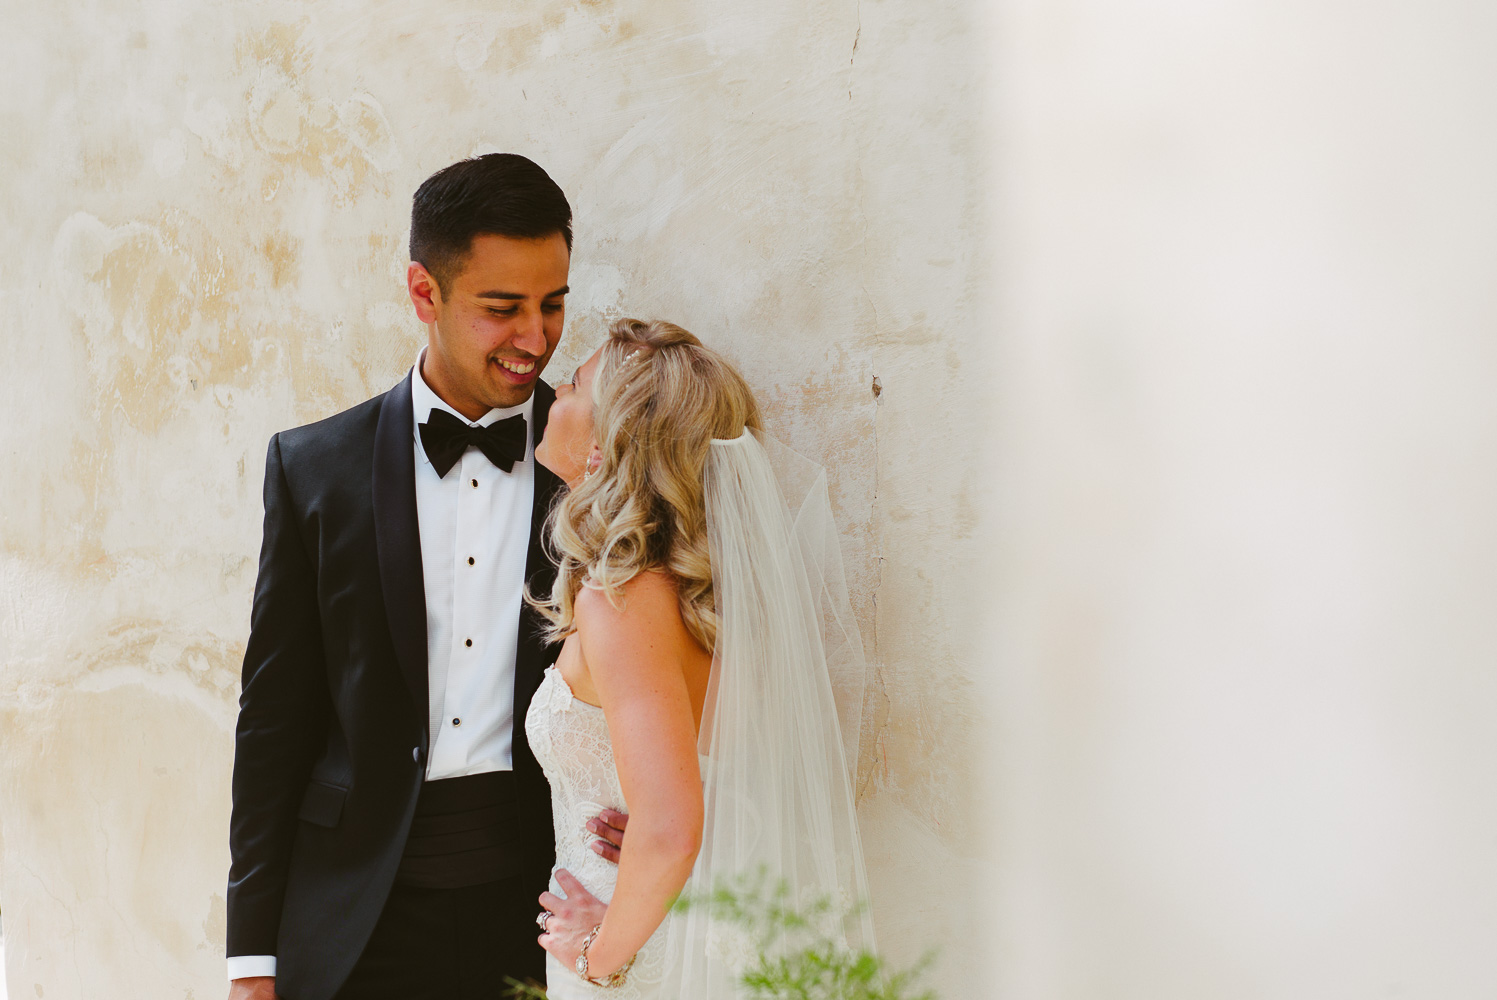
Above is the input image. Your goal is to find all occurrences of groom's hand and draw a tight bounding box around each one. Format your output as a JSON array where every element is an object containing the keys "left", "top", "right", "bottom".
[
  {"left": 587, "top": 808, "right": 628, "bottom": 864},
  {"left": 228, "top": 977, "right": 278, "bottom": 1000}
]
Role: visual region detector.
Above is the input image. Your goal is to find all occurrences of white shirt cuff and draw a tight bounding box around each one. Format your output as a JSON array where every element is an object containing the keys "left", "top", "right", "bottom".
[{"left": 227, "top": 955, "right": 277, "bottom": 980}]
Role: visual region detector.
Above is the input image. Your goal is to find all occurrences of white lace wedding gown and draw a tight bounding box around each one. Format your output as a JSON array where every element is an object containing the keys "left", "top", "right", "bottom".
[{"left": 525, "top": 665, "right": 677, "bottom": 999}]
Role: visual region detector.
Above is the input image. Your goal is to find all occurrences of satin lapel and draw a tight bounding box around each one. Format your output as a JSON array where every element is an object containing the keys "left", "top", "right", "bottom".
[
  {"left": 515, "top": 380, "right": 564, "bottom": 729},
  {"left": 372, "top": 372, "right": 429, "bottom": 725}
]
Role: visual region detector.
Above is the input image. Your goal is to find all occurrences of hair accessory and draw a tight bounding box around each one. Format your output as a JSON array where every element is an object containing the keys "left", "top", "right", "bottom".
[{"left": 709, "top": 428, "right": 755, "bottom": 446}]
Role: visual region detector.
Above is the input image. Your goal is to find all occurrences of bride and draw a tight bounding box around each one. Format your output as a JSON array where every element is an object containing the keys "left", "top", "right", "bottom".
[{"left": 526, "top": 319, "right": 874, "bottom": 998}]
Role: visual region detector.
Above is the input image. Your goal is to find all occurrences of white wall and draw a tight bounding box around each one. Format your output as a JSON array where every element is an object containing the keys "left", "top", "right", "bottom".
[{"left": 983, "top": 1, "right": 1497, "bottom": 996}]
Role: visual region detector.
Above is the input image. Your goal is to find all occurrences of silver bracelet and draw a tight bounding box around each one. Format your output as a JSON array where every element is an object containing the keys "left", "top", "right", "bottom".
[{"left": 575, "top": 923, "right": 636, "bottom": 988}]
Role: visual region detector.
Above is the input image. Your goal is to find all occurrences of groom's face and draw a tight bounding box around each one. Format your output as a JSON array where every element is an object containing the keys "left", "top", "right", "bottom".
[{"left": 408, "top": 232, "right": 570, "bottom": 418}]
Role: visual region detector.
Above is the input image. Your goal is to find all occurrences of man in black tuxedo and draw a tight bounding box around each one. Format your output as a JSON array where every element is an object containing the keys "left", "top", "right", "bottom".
[{"left": 227, "top": 154, "right": 617, "bottom": 1000}]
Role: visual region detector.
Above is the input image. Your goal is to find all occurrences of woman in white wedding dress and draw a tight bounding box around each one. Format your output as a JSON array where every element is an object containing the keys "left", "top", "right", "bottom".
[{"left": 526, "top": 319, "right": 874, "bottom": 999}]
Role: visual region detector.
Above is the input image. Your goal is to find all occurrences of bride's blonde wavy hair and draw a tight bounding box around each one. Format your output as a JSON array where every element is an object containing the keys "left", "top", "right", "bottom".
[{"left": 529, "top": 318, "right": 761, "bottom": 651}]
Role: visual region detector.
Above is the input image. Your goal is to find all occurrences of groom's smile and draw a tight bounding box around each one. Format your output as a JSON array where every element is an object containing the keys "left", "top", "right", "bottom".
[
  {"left": 407, "top": 230, "right": 571, "bottom": 419},
  {"left": 496, "top": 357, "right": 537, "bottom": 376},
  {"left": 489, "top": 351, "right": 544, "bottom": 389}
]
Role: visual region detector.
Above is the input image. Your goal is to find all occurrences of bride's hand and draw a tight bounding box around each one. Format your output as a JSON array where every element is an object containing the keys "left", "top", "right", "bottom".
[{"left": 538, "top": 869, "right": 610, "bottom": 972}]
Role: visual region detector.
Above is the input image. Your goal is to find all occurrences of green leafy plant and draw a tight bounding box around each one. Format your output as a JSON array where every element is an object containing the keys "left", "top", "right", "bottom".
[
  {"left": 505, "top": 871, "right": 936, "bottom": 1000},
  {"left": 503, "top": 976, "right": 550, "bottom": 999},
  {"left": 676, "top": 871, "right": 937, "bottom": 1000}
]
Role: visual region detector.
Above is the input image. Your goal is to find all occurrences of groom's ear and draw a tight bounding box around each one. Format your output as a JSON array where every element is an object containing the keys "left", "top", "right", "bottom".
[{"left": 407, "top": 262, "right": 442, "bottom": 325}]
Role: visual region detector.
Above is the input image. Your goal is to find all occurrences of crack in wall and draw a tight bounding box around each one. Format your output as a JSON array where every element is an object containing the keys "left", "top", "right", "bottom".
[
  {"left": 849, "top": 2, "right": 861, "bottom": 100},
  {"left": 848, "top": 0, "right": 892, "bottom": 802}
]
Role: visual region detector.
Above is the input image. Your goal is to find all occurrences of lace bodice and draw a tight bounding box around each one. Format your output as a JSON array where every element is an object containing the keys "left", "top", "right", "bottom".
[{"left": 524, "top": 666, "right": 669, "bottom": 998}]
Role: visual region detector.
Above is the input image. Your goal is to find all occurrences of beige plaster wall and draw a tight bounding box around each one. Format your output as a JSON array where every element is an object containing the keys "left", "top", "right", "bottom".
[{"left": 0, "top": 1, "right": 986, "bottom": 998}]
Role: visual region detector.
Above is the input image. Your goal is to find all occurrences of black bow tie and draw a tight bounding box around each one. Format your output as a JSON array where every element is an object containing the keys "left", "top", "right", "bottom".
[{"left": 418, "top": 409, "right": 528, "bottom": 477}]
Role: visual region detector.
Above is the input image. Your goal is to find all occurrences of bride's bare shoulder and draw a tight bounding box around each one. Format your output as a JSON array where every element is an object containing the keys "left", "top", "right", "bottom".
[
  {"left": 574, "top": 570, "right": 687, "bottom": 638},
  {"left": 574, "top": 571, "right": 702, "bottom": 700}
]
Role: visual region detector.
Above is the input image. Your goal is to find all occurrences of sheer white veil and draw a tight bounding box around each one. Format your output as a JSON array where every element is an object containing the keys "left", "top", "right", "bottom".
[{"left": 658, "top": 428, "right": 876, "bottom": 996}]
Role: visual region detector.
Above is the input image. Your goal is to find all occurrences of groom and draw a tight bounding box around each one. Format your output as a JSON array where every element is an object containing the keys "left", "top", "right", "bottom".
[{"left": 227, "top": 154, "right": 617, "bottom": 1000}]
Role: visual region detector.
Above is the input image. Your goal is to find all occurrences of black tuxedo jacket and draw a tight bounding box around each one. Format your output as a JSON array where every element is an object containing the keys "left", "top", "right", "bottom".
[{"left": 227, "top": 374, "right": 563, "bottom": 1000}]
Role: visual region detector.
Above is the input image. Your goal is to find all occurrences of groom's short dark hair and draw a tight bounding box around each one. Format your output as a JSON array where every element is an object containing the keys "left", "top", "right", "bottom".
[{"left": 409, "top": 153, "right": 572, "bottom": 294}]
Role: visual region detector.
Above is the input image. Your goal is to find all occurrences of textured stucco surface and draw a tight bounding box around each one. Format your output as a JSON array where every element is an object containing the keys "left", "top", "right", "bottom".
[{"left": 0, "top": 2, "right": 986, "bottom": 997}]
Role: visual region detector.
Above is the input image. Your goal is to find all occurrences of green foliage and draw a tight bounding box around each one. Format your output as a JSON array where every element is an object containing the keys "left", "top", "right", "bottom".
[
  {"left": 674, "top": 871, "right": 938, "bottom": 1000},
  {"left": 506, "top": 873, "right": 938, "bottom": 1000},
  {"left": 503, "top": 977, "right": 550, "bottom": 1000}
]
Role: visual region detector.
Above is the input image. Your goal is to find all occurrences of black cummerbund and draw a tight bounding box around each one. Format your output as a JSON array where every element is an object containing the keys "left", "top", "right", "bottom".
[{"left": 396, "top": 770, "right": 520, "bottom": 889}]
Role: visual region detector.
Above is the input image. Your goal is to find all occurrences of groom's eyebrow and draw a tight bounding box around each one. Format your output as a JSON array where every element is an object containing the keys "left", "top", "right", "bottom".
[{"left": 473, "top": 285, "right": 570, "bottom": 300}]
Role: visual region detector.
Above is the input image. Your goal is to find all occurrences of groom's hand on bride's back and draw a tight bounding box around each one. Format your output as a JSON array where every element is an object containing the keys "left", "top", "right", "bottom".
[
  {"left": 587, "top": 808, "right": 628, "bottom": 863},
  {"left": 228, "top": 977, "right": 277, "bottom": 1000}
]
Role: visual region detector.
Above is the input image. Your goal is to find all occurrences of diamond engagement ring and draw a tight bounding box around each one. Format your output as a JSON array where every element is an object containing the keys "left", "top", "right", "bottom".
[{"left": 536, "top": 910, "right": 552, "bottom": 932}]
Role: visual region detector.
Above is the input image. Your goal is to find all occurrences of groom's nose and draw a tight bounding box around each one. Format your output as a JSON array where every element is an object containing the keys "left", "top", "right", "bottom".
[{"left": 510, "top": 307, "right": 548, "bottom": 356}]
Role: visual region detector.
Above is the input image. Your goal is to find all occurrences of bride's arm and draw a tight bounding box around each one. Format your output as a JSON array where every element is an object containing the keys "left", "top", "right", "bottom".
[{"left": 553, "top": 572, "right": 705, "bottom": 979}]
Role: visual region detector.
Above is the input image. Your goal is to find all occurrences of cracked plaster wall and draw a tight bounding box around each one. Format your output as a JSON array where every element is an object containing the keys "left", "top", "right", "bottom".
[{"left": 0, "top": 2, "right": 986, "bottom": 998}]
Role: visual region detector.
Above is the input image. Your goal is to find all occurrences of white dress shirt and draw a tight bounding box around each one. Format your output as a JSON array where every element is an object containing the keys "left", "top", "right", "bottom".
[
  {"left": 229, "top": 352, "right": 537, "bottom": 982},
  {"left": 411, "top": 349, "right": 535, "bottom": 780}
]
